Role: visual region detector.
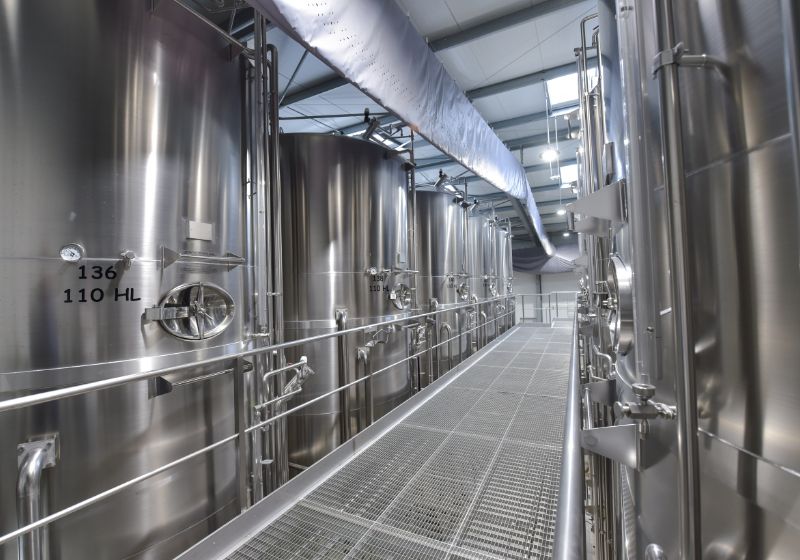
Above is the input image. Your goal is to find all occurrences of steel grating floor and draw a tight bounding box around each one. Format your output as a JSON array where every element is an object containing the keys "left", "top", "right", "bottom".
[{"left": 227, "top": 323, "right": 572, "bottom": 560}]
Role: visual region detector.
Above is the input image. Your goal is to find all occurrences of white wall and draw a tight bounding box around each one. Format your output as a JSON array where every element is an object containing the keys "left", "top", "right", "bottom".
[
  {"left": 513, "top": 271, "right": 577, "bottom": 322},
  {"left": 541, "top": 271, "right": 577, "bottom": 294}
]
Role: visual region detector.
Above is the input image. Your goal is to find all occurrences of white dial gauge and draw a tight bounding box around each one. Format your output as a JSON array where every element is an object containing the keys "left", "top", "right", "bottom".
[{"left": 59, "top": 243, "right": 85, "bottom": 263}]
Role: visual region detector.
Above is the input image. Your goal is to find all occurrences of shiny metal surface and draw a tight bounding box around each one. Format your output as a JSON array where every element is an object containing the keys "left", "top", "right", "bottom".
[
  {"left": 280, "top": 133, "right": 412, "bottom": 469},
  {"left": 415, "top": 191, "right": 469, "bottom": 370},
  {"left": 553, "top": 313, "right": 586, "bottom": 560},
  {"left": 467, "top": 215, "right": 498, "bottom": 344},
  {"left": 579, "top": 0, "right": 800, "bottom": 557},
  {"left": 612, "top": 1, "right": 685, "bottom": 557},
  {"left": 0, "top": 1, "right": 247, "bottom": 558},
  {"left": 666, "top": 0, "right": 800, "bottom": 555},
  {"left": 606, "top": 255, "right": 633, "bottom": 356}
]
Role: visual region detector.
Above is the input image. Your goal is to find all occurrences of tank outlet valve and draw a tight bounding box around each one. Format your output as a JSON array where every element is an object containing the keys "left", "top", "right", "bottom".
[
  {"left": 120, "top": 250, "right": 137, "bottom": 270},
  {"left": 365, "top": 267, "right": 390, "bottom": 277},
  {"left": 614, "top": 383, "right": 677, "bottom": 421}
]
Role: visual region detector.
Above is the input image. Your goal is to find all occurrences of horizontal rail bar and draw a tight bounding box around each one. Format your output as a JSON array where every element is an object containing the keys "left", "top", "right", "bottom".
[
  {"left": 0, "top": 297, "right": 510, "bottom": 415},
  {"left": 553, "top": 307, "right": 585, "bottom": 560},
  {"left": 0, "top": 432, "right": 240, "bottom": 547},
  {"left": 0, "top": 301, "right": 517, "bottom": 545},
  {"left": 245, "top": 307, "right": 515, "bottom": 434}
]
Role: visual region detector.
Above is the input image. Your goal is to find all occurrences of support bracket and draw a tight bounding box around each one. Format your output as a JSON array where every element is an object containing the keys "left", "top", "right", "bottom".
[{"left": 580, "top": 423, "right": 640, "bottom": 470}]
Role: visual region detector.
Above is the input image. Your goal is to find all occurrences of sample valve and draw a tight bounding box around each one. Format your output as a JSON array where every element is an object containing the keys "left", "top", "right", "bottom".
[{"left": 614, "top": 383, "right": 677, "bottom": 421}]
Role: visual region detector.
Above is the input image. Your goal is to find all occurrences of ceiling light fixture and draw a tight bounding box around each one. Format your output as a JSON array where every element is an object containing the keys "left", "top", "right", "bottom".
[
  {"left": 556, "top": 208, "right": 567, "bottom": 216},
  {"left": 539, "top": 147, "right": 559, "bottom": 162},
  {"left": 562, "top": 231, "right": 570, "bottom": 237}
]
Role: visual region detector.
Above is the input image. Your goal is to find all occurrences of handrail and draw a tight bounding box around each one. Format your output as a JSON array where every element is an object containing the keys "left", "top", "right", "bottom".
[
  {"left": 553, "top": 303, "right": 585, "bottom": 560},
  {"left": 0, "top": 297, "right": 515, "bottom": 547},
  {"left": 0, "top": 296, "right": 508, "bottom": 416}
]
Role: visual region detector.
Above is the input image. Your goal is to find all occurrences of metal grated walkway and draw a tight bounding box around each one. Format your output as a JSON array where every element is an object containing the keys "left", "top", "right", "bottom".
[{"left": 226, "top": 324, "right": 572, "bottom": 560}]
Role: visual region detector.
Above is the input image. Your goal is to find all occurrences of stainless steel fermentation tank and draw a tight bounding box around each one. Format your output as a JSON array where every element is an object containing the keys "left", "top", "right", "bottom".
[
  {"left": 279, "top": 133, "right": 413, "bottom": 470},
  {"left": 576, "top": 0, "right": 800, "bottom": 558},
  {"left": 494, "top": 223, "right": 513, "bottom": 334},
  {"left": 415, "top": 191, "right": 470, "bottom": 378},
  {"left": 0, "top": 1, "right": 249, "bottom": 559},
  {"left": 468, "top": 215, "right": 499, "bottom": 345}
]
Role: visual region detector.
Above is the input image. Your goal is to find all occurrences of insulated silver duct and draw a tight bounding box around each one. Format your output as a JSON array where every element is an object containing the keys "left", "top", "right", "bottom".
[{"left": 248, "top": 0, "right": 554, "bottom": 255}]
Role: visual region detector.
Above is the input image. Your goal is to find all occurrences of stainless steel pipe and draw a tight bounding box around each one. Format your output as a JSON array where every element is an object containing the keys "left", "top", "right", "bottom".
[
  {"left": 653, "top": 0, "right": 701, "bottom": 556},
  {"left": 553, "top": 312, "right": 586, "bottom": 560}
]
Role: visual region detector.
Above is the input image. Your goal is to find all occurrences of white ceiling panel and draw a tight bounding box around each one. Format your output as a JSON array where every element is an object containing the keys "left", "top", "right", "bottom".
[
  {"left": 470, "top": 97, "right": 513, "bottom": 123},
  {"left": 471, "top": 82, "right": 547, "bottom": 122},
  {"left": 495, "top": 119, "right": 550, "bottom": 140},
  {"left": 467, "top": 21, "right": 545, "bottom": 87},
  {"left": 534, "top": 2, "right": 596, "bottom": 69},
  {"left": 267, "top": 28, "right": 337, "bottom": 92},
  {"left": 394, "top": 0, "right": 459, "bottom": 37},
  {"left": 434, "top": 45, "right": 488, "bottom": 90},
  {"left": 443, "top": 0, "right": 533, "bottom": 29}
]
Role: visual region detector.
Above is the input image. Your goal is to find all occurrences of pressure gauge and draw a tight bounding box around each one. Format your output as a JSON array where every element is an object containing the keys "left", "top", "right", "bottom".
[{"left": 59, "top": 243, "right": 85, "bottom": 263}]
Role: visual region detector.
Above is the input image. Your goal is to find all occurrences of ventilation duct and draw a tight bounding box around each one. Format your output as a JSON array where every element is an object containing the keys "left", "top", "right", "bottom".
[{"left": 251, "top": 0, "right": 554, "bottom": 255}]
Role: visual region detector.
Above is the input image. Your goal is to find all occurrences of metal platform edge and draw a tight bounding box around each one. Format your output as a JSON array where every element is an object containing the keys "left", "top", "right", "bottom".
[{"left": 177, "top": 325, "right": 524, "bottom": 560}]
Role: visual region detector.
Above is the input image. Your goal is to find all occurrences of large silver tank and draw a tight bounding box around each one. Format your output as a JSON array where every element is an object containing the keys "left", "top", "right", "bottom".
[
  {"left": 280, "top": 133, "right": 412, "bottom": 469},
  {"left": 495, "top": 226, "right": 513, "bottom": 333},
  {"left": 415, "top": 191, "right": 469, "bottom": 372},
  {"left": 582, "top": 0, "right": 800, "bottom": 557},
  {"left": 467, "top": 215, "right": 498, "bottom": 342},
  {"left": 0, "top": 2, "right": 246, "bottom": 558}
]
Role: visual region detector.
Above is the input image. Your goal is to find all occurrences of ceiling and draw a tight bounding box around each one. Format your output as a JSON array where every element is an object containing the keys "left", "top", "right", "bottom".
[{"left": 214, "top": 0, "right": 596, "bottom": 252}]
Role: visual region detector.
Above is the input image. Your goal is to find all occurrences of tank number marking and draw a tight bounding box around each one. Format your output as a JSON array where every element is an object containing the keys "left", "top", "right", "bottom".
[
  {"left": 64, "top": 267, "right": 141, "bottom": 303},
  {"left": 63, "top": 287, "right": 141, "bottom": 303},
  {"left": 369, "top": 274, "right": 389, "bottom": 295},
  {"left": 78, "top": 265, "right": 117, "bottom": 280}
]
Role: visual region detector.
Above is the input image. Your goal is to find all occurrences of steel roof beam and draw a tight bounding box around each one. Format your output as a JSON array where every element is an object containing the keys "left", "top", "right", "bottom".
[
  {"left": 489, "top": 102, "right": 579, "bottom": 129},
  {"left": 280, "top": 76, "right": 349, "bottom": 106},
  {"left": 466, "top": 61, "right": 583, "bottom": 100}
]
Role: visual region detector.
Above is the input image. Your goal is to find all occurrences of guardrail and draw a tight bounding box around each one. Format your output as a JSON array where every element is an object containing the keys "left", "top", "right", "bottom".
[
  {"left": 517, "top": 291, "right": 578, "bottom": 324},
  {"left": 553, "top": 302, "right": 586, "bottom": 560},
  {"left": 0, "top": 294, "right": 516, "bottom": 549}
]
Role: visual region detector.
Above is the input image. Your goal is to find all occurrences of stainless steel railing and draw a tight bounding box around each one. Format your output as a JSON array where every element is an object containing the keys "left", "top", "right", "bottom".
[
  {"left": 517, "top": 291, "right": 579, "bottom": 324},
  {"left": 553, "top": 307, "right": 586, "bottom": 560},
  {"left": 0, "top": 294, "right": 516, "bottom": 549}
]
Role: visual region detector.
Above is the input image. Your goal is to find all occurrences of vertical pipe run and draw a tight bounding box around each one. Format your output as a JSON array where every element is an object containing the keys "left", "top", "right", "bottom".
[
  {"left": 357, "top": 347, "right": 373, "bottom": 427},
  {"left": 233, "top": 358, "right": 250, "bottom": 511},
  {"left": 439, "top": 322, "right": 454, "bottom": 372},
  {"left": 249, "top": 12, "right": 269, "bottom": 500},
  {"left": 652, "top": 0, "right": 701, "bottom": 556},
  {"left": 335, "top": 309, "right": 351, "bottom": 443},
  {"left": 781, "top": 0, "right": 800, "bottom": 269},
  {"left": 408, "top": 131, "right": 418, "bottom": 311},
  {"left": 16, "top": 439, "right": 56, "bottom": 560},
  {"left": 265, "top": 41, "right": 288, "bottom": 488}
]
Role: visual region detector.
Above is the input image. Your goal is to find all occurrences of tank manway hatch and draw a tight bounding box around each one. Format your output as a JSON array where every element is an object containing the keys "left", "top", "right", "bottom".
[{"left": 145, "top": 282, "right": 236, "bottom": 341}]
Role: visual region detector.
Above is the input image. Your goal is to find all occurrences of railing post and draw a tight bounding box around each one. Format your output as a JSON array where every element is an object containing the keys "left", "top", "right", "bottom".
[
  {"left": 233, "top": 357, "right": 250, "bottom": 512},
  {"left": 335, "top": 309, "right": 351, "bottom": 443},
  {"left": 356, "top": 347, "right": 373, "bottom": 427}
]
